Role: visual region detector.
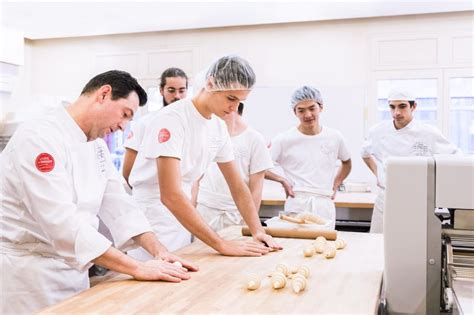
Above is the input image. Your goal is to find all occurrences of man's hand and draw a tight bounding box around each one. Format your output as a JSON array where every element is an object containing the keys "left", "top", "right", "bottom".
[
  {"left": 253, "top": 231, "right": 283, "bottom": 250},
  {"left": 155, "top": 251, "right": 199, "bottom": 272},
  {"left": 131, "top": 259, "right": 191, "bottom": 282}
]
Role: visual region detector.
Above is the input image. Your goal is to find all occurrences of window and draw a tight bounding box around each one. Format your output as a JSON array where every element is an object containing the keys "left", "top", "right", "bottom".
[{"left": 449, "top": 77, "right": 474, "bottom": 154}]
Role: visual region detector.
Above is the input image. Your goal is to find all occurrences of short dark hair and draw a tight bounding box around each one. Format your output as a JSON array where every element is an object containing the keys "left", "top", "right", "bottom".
[
  {"left": 409, "top": 101, "right": 415, "bottom": 107},
  {"left": 81, "top": 70, "right": 147, "bottom": 106},
  {"left": 238, "top": 102, "right": 244, "bottom": 116},
  {"left": 160, "top": 67, "right": 188, "bottom": 88}
]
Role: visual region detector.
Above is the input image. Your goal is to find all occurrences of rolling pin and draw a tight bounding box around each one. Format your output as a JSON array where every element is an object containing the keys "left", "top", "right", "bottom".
[{"left": 241, "top": 226, "right": 337, "bottom": 240}]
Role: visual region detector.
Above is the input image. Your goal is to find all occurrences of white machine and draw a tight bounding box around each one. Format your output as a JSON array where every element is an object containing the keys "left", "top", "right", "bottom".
[{"left": 382, "top": 155, "right": 474, "bottom": 315}]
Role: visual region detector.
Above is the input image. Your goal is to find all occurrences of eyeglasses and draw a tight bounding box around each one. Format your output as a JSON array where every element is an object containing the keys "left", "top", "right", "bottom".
[{"left": 165, "top": 87, "right": 187, "bottom": 94}]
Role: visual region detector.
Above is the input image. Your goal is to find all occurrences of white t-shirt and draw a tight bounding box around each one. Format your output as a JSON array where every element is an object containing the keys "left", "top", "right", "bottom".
[
  {"left": 129, "top": 99, "right": 234, "bottom": 198},
  {"left": 361, "top": 119, "right": 461, "bottom": 187},
  {"left": 197, "top": 126, "right": 274, "bottom": 210},
  {"left": 123, "top": 112, "right": 158, "bottom": 151},
  {"left": 270, "top": 126, "right": 351, "bottom": 193}
]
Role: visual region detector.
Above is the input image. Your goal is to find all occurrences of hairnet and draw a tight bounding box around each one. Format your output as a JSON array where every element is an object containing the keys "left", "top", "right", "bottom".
[
  {"left": 387, "top": 88, "right": 415, "bottom": 101},
  {"left": 290, "top": 86, "right": 323, "bottom": 110},
  {"left": 205, "top": 55, "right": 256, "bottom": 91}
]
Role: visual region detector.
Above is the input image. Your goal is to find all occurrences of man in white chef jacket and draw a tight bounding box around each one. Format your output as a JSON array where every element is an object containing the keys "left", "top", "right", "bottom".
[
  {"left": 361, "top": 88, "right": 461, "bottom": 233},
  {"left": 0, "top": 70, "right": 197, "bottom": 315}
]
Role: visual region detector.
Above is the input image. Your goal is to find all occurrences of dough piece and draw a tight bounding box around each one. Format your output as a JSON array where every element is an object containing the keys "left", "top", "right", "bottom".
[
  {"left": 324, "top": 245, "right": 337, "bottom": 259},
  {"left": 303, "top": 245, "right": 315, "bottom": 257},
  {"left": 275, "top": 263, "right": 290, "bottom": 276},
  {"left": 298, "top": 213, "right": 327, "bottom": 225},
  {"left": 335, "top": 238, "right": 346, "bottom": 250},
  {"left": 172, "top": 261, "right": 183, "bottom": 268},
  {"left": 280, "top": 214, "right": 304, "bottom": 224},
  {"left": 292, "top": 274, "right": 307, "bottom": 293},
  {"left": 314, "top": 243, "right": 325, "bottom": 254},
  {"left": 246, "top": 274, "right": 261, "bottom": 290},
  {"left": 271, "top": 271, "right": 287, "bottom": 289},
  {"left": 290, "top": 265, "right": 299, "bottom": 274},
  {"left": 297, "top": 265, "right": 310, "bottom": 278}
]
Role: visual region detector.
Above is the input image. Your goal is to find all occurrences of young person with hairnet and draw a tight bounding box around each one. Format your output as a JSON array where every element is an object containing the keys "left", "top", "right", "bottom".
[
  {"left": 0, "top": 70, "right": 197, "bottom": 315},
  {"left": 122, "top": 67, "right": 188, "bottom": 186},
  {"left": 361, "top": 88, "right": 461, "bottom": 233},
  {"left": 195, "top": 102, "right": 274, "bottom": 231},
  {"left": 127, "top": 55, "right": 282, "bottom": 259},
  {"left": 265, "top": 86, "right": 352, "bottom": 229}
]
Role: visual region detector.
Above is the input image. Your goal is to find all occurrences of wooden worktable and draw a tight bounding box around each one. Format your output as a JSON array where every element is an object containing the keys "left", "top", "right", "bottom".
[
  {"left": 262, "top": 192, "right": 376, "bottom": 209},
  {"left": 38, "top": 226, "right": 383, "bottom": 314}
]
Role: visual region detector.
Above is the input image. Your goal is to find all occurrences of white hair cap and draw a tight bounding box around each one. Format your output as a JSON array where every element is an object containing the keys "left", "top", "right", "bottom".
[
  {"left": 205, "top": 55, "right": 256, "bottom": 91},
  {"left": 290, "top": 85, "right": 323, "bottom": 110},
  {"left": 387, "top": 88, "right": 415, "bottom": 101}
]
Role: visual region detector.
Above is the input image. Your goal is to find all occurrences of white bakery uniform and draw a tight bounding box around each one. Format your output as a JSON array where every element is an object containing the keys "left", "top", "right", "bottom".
[
  {"left": 0, "top": 107, "right": 152, "bottom": 314},
  {"left": 196, "top": 127, "right": 273, "bottom": 231},
  {"left": 361, "top": 119, "right": 461, "bottom": 233},
  {"left": 123, "top": 112, "right": 158, "bottom": 152},
  {"left": 128, "top": 99, "right": 234, "bottom": 259},
  {"left": 270, "top": 126, "right": 351, "bottom": 229}
]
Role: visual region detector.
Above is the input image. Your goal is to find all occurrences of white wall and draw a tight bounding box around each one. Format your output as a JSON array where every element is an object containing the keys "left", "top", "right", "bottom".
[{"left": 9, "top": 11, "right": 474, "bottom": 183}]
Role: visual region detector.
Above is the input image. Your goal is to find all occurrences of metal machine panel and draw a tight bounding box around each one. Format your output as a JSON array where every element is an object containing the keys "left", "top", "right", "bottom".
[
  {"left": 435, "top": 155, "right": 474, "bottom": 210},
  {"left": 384, "top": 156, "right": 440, "bottom": 315}
]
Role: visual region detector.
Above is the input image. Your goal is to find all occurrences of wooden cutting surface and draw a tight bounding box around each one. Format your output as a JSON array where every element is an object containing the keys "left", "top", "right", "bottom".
[
  {"left": 38, "top": 226, "right": 383, "bottom": 314},
  {"left": 261, "top": 192, "right": 376, "bottom": 208}
]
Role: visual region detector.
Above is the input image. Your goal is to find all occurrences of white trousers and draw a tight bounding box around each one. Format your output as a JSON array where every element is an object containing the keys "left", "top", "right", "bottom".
[
  {"left": 1, "top": 252, "right": 88, "bottom": 315},
  {"left": 370, "top": 188, "right": 385, "bottom": 233},
  {"left": 196, "top": 203, "right": 244, "bottom": 232},
  {"left": 284, "top": 192, "right": 336, "bottom": 229},
  {"left": 128, "top": 197, "right": 191, "bottom": 261}
]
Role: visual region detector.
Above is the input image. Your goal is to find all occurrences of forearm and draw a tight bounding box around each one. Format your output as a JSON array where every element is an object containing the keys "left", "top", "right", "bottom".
[
  {"left": 264, "top": 170, "right": 286, "bottom": 184},
  {"left": 92, "top": 246, "right": 139, "bottom": 277},
  {"left": 362, "top": 156, "right": 377, "bottom": 177},
  {"left": 230, "top": 181, "right": 265, "bottom": 235},
  {"left": 122, "top": 148, "right": 137, "bottom": 186},
  {"left": 132, "top": 231, "right": 168, "bottom": 258},
  {"left": 333, "top": 160, "right": 352, "bottom": 190},
  {"left": 249, "top": 172, "right": 265, "bottom": 213}
]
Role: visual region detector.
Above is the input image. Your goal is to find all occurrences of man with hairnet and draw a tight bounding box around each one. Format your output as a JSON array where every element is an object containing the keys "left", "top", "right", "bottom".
[
  {"left": 127, "top": 55, "right": 282, "bottom": 259},
  {"left": 266, "top": 86, "right": 352, "bottom": 229},
  {"left": 361, "top": 88, "right": 461, "bottom": 233}
]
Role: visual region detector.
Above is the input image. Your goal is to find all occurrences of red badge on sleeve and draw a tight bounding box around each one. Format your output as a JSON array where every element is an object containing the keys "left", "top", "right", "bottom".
[
  {"left": 35, "top": 153, "right": 55, "bottom": 172},
  {"left": 127, "top": 131, "right": 134, "bottom": 140},
  {"left": 158, "top": 128, "right": 171, "bottom": 143}
]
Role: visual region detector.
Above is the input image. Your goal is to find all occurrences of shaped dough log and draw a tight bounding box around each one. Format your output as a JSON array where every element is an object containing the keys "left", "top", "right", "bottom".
[
  {"left": 280, "top": 214, "right": 304, "bottom": 224},
  {"left": 292, "top": 274, "right": 307, "bottom": 293},
  {"left": 324, "top": 246, "right": 337, "bottom": 259},
  {"left": 271, "top": 271, "right": 287, "bottom": 289},
  {"left": 335, "top": 238, "right": 346, "bottom": 250},
  {"left": 297, "top": 265, "right": 310, "bottom": 278},
  {"left": 297, "top": 213, "right": 327, "bottom": 225},
  {"left": 246, "top": 274, "right": 261, "bottom": 290}
]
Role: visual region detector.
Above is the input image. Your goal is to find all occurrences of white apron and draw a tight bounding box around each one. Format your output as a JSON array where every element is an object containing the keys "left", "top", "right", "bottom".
[
  {"left": 284, "top": 187, "right": 336, "bottom": 229},
  {"left": 197, "top": 203, "right": 243, "bottom": 232},
  {"left": 370, "top": 188, "right": 385, "bottom": 233},
  {"left": 128, "top": 192, "right": 191, "bottom": 261},
  {"left": 1, "top": 142, "right": 109, "bottom": 314}
]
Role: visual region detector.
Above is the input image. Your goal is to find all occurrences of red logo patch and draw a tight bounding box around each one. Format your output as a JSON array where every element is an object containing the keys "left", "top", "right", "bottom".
[
  {"left": 158, "top": 128, "right": 171, "bottom": 143},
  {"left": 127, "top": 131, "right": 134, "bottom": 140},
  {"left": 35, "top": 153, "right": 55, "bottom": 172}
]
